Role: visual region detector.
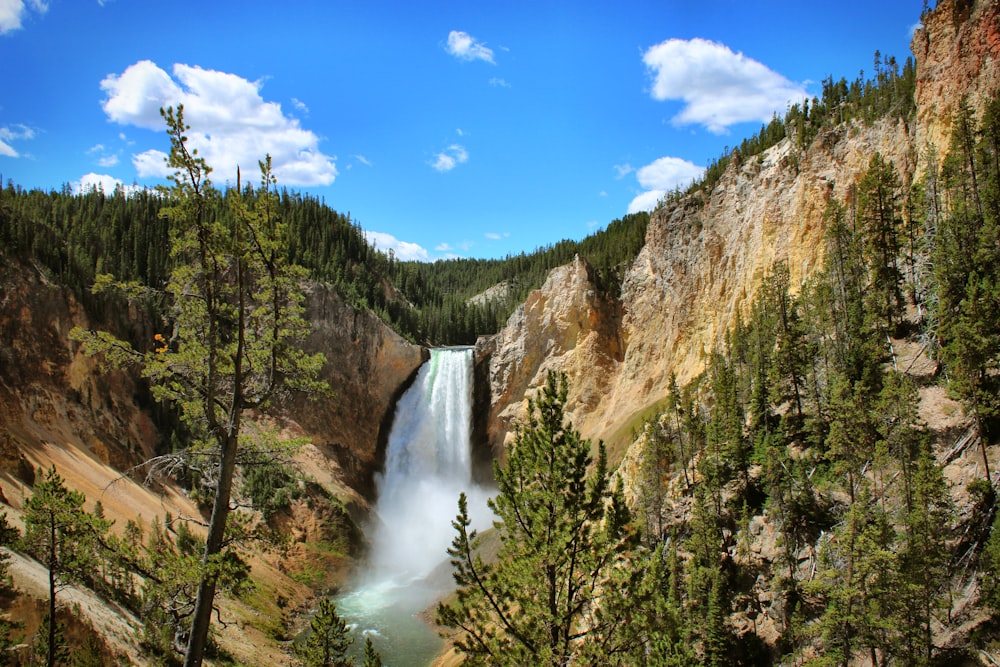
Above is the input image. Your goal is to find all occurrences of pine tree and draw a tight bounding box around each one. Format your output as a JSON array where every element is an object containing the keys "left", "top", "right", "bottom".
[
  {"left": 630, "top": 544, "right": 692, "bottom": 667},
  {"left": 684, "top": 485, "right": 733, "bottom": 666},
  {"left": 983, "top": 510, "right": 1000, "bottom": 614},
  {"left": 20, "top": 466, "right": 110, "bottom": 667},
  {"left": 438, "top": 370, "right": 637, "bottom": 666},
  {"left": 71, "top": 106, "right": 326, "bottom": 666},
  {"left": 857, "top": 153, "right": 904, "bottom": 332},
  {"left": 934, "top": 95, "right": 1000, "bottom": 479},
  {"left": 361, "top": 637, "right": 382, "bottom": 667},
  {"left": 30, "top": 612, "right": 67, "bottom": 667},
  {"left": 295, "top": 599, "right": 353, "bottom": 667},
  {"left": 897, "top": 443, "right": 951, "bottom": 665}
]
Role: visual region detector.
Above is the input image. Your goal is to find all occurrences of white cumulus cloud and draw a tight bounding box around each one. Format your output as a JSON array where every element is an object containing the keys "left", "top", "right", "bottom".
[
  {"left": 132, "top": 149, "right": 169, "bottom": 177},
  {"left": 430, "top": 144, "right": 468, "bottom": 172},
  {"left": 100, "top": 60, "right": 338, "bottom": 187},
  {"left": 72, "top": 172, "right": 141, "bottom": 196},
  {"left": 446, "top": 30, "right": 495, "bottom": 64},
  {"left": 364, "top": 231, "right": 430, "bottom": 262},
  {"left": 643, "top": 37, "right": 807, "bottom": 134},
  {"left": 0, "top": 0, "right": 47, "bottom": 35},
  {"left": 627, "top": 156, "right": 704, "bottom": 214}
]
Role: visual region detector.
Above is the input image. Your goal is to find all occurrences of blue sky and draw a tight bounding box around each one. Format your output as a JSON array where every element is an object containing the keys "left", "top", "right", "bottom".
[{"left": 1, "top": 1, "right": 924, "bottom": 261}]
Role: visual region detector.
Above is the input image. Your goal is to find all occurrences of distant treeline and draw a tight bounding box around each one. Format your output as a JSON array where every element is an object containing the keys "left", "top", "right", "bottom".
[{"left": 0, "top": 179, "right": 646, "bottom": 346}]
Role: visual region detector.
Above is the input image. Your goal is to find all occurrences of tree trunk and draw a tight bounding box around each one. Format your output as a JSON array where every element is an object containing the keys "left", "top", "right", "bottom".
[
  {"left": 47, "top": 511, "right": 56, "bottom": 667},
  {"left": 183, "top": 431, "right": 240, "bottom": 667}
]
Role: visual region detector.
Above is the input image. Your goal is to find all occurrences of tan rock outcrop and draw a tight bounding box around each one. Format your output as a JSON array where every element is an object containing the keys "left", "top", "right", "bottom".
[
  {"left": 482, "top": 255, "right": 622, "bottom": 455},
  {"left": 482, "top": 120, "right": 913, "bottom": 461},
  {"left": 913, "top": 0, "right": 1000, "bottom": 162}
]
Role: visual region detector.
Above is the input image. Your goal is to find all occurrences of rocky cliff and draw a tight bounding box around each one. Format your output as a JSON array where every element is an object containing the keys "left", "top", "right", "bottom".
[
  {"left": 0, "top": 259, "right": 424, "bottom": 507},
  {"left": 0, "top": 252, "right": 426, "bottom": 662},
  {"left": 914, "top": 0, "right": 1000, "bottom": 159},
  {"left": 480, "top": 0, "right": 999, "bottom": 465},
  {"left": 288, "top": 282, "right": 426, "bottom": 500}
]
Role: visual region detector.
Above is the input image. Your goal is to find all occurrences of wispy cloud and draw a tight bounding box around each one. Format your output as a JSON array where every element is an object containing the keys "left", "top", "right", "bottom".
[
  {"left": 430, "top": 144, "right": 468, "bottom": 172},
  {"left": 643, "top": 37, "right": 807, "bottom": 134},
  {"left": 627, "top": 156, "right": 704, "bottom": 214},
  {"left": 613, "top": 163, "right": 633, "bottom": 180},
  {"left": 435, "top": 240, "right": 475, "bottom": 258},
  {"left": 100, "top": 60, "right": 338, "bottom": 186},
  {"left": 364, "top": 231, "right": 430, "bottom": 262},
  {"left": 291, "top": 97, "right": 309, "bottom": 114},
  {"left": 0, "top": 0, "right": 47, "bottom": 35},
  {"left": 87, "top": 142, "right": 120, "bottom": 167},
  {"left": 489, "top": 77, "right": 511, "bottom": 88},
  {"left": 354, "top": 154, "right": 372, "bottom": 167},
  {"left": 446, "top": 30, "right": 495, "bottom": 64},
  {"left": 0, "top": 123, "right": 35, "bottom": 157}
]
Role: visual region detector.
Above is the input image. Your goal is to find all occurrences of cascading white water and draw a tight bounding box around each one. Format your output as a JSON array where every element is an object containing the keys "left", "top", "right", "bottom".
[{"left": 335, "top": 347, "right": 493, "bottom": 666}]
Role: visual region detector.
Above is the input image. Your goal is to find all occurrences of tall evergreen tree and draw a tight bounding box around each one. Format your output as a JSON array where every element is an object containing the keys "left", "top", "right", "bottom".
[
  {"left": 361, "top": 637, "right": 383, "bottom": 667},
  {"left": 935, "top": 96, "right": 1000, "bottom": 478},
  {"left": 20, "top": 467, "right": 111, "bottom": 667},
  {"left": 438, "top": 371, "right": 637, "bottom": 666},
  {"left": 72, "top": 106, "right": 326, "bottom": 666},
  {"left": 857, "top": 154, "right": 905, "bottom": 332}
]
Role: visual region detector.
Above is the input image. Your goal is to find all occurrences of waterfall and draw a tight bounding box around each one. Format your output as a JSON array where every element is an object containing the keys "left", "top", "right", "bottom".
[
  {"left": 370, "top": 346, "right": 481, "bottom": 580},
  {"left": 335, "top": 347, "right": 492, "bottom": 665}
]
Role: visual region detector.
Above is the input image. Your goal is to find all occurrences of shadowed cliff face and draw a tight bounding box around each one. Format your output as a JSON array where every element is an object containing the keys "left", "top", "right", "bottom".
[
  {"left": 0, "top": 260, "right": 425, "bottom": 505},
  {"left": 480, "top": 0, "right": 999, "bottom": 464},
  {"left": 288, "top": 282, "right": 426, "bottom": 499}
]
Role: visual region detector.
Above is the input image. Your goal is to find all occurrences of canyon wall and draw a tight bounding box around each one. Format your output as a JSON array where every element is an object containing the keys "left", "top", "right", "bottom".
[
  {"left": 0, "top": 257, "right": 425, "bottom": 509},
  {"left": 480, "top": 0, "right": 1000, "bottom": 463}
]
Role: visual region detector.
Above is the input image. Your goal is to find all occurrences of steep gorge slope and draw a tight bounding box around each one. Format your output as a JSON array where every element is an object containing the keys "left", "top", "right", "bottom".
[{"left": 0, "top": 261, "right": 424, "bottom": 508}]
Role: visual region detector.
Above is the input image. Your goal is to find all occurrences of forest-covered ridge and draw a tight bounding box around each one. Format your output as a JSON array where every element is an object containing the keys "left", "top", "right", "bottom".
[{"left": 0, "top": 180, "right": 647, "bottom": 346}]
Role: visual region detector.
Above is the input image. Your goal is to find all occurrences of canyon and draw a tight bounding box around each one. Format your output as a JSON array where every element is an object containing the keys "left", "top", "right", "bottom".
[{"left": 1, "top": 0, "right": 999, "bottom": 664}]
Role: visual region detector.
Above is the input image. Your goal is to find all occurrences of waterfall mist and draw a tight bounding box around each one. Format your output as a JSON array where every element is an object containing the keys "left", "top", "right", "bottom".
[{"left": 335, "top": 347, "right": 493, "bottom": 665}]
